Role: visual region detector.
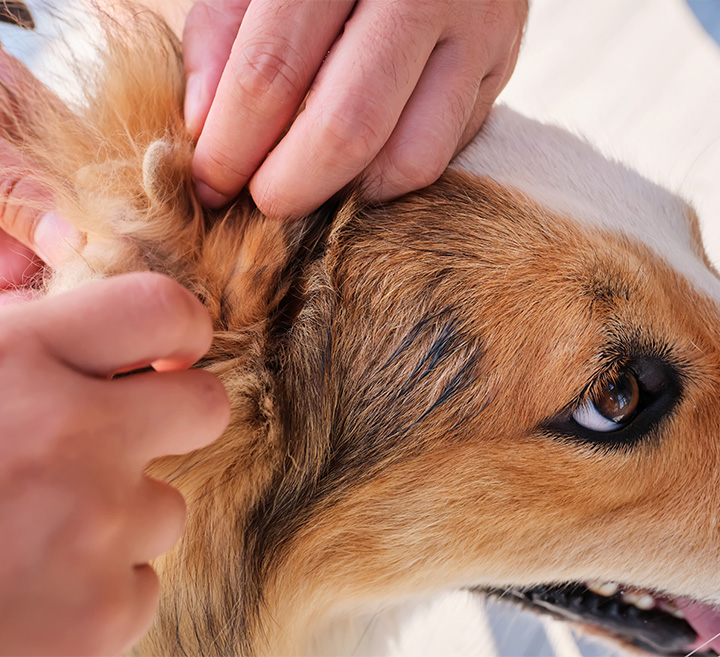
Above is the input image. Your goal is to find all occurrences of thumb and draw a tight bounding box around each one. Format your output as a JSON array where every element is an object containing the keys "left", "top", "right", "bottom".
[{"left": 0, "top": 138, "right": 79, "bottom": 266}]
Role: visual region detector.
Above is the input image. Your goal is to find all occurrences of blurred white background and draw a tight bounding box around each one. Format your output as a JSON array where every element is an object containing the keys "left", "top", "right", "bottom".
[{"left": 501, "top": 0, "right": 720, "bottom": 266}]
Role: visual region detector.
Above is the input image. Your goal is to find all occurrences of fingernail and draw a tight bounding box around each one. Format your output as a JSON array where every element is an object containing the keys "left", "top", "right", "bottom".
[
  {"left": 34, "top": 212, "right": 81, "bottom": 265},
  {"left": 195, "top": 180, "right": 230, "bottom": 208},
  {"left": 184, "top": 74, "right": 205, "bottom": 139}
]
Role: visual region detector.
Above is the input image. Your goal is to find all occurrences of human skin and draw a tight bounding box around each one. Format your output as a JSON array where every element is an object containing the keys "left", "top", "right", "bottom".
[
  {"left": 185, "top": 0, "right": 529, "bottom": 218},
  {"left": 0, "top": 52, "right": 230, "bottom": 655},
  {"left": 0, "top": 272, "right": 231, "bottom": 656}
]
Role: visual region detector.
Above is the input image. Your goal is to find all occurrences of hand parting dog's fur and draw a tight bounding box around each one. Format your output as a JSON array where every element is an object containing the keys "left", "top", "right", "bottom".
[{"left": 5, "top": 6, "right": 720, "bottom": 656}]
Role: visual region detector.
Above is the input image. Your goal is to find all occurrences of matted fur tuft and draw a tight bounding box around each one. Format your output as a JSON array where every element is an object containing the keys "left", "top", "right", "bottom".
[{"left": 0, "top": 3, "right": 200, "bottom": 287}]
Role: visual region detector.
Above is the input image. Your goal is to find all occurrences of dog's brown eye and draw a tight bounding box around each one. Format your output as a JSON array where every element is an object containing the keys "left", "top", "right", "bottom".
[
  {"left": 572, "top": 369, "right": 640, "bottom": 432},
  {"left": 594, "top": 369, "right": 640, "bottom": 422}
]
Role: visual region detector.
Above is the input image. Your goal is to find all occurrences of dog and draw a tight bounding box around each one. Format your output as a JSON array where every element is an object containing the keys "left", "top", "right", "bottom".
[{"left": 3, "top": 5, "right": 720, "bottom": 656}]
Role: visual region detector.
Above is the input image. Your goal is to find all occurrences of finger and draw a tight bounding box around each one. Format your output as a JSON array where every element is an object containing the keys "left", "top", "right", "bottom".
[
  {"left": 456, "top": 61, "right": 520, "bottom": 153},
  {"left": 183, "top": 0, "right": 251, "bottom": 139},
  {"left": 127, "top": 477, "right": 187, "bottom": 564},
  {"left": 0, "top": 288, "right": 37, "bottom": 305},
  {"left": 0, "top": 139, "right": 79, "bottom": 266},
  {"left": 191, "top": 0, "right": 355, "bottom": 208},
  {"left": 359, "top": 3, "right": 524, "bottom": 203},
  {"left": 106, "top": 368, "right": 230, "bottom": 465},
  {"left": 363, "top": 60, "right": 518, "bottom": 203},
  {"left": 0, "top": 230, "right": 42, "bottom": 289},
  {"left": 452, "top": 0, "right": 527, "bottom": 152},
  {"left": 360, "top": 40, "right": 483, "bottom": 202},
  {"left": 117, "top": 564, "right": 160, "bottom": 656},
  {"left": 247, "top": 0, "right": 441, "bottom": 218},
  {"left": 13, "top": 272, "right": 214, "bottom": 375}
]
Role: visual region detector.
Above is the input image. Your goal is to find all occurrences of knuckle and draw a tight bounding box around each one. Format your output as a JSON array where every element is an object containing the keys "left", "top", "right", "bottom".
[
  {"left": 386, "top": 139, "right": 452, "bottom": 193},
  {"left": 161, "top": 482, "right": 187, "bottom": 530},
  {"left": 410, "top": 156, "right": 447, "bottom": 189},
  {"left": 477, "top": 0, "right": 526, "bottom": 32},
  {"left": 70, "top": 492, "right": 124, "bottom": 554},
  {"left": 230, "top": 37, "right": 309, "bottom": 105},
  {"left": 194, "top": 145, "right": 251, "bottom": 194},
  {"left": 476, "top": 0, "right": 527, "bottom": 53},
  {"left": 148, "top": 479, "right": 187, "bottom": 547}
]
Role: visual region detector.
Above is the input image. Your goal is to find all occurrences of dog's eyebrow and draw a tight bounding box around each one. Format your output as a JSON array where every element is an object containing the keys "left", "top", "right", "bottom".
[
  {"left": 581, "top": 273, "right": 633, "bottom": 310},
  {"left": 0, "top": 1, "right": 34, "bottom": 29}
]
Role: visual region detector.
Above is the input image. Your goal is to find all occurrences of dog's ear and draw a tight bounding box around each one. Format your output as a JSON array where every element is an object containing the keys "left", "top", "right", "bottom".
[
  {"left": 0, "top": 4, "right": 305, "bottom": 340},
  {"left": 0, "top": 5, "right": 203, "bottom": 288},
  {"left": 0, "top": 5, "right": 297, "bottom": 335},
  {"left": 60, "top": 4, "right": 196, "bottom": 239}
]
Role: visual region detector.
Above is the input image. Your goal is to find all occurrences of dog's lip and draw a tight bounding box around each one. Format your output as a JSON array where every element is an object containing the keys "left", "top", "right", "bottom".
[{"left": 483, "top": 583, "right": 720, "bottom": 656}]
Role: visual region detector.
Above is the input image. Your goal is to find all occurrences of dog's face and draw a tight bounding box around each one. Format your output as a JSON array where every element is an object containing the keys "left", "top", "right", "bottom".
[
  {"left": 262, "top": 145, "right": 720, "bottom": 655},
  {"left": 5, "top": 9, "right": 720, "bottom": 656},
  {"left": 436, "top": 110, "right": 720, "bottom": 655}
]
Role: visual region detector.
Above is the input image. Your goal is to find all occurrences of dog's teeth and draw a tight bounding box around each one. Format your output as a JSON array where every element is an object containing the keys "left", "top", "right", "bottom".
[
  {"left": 587, "top": 581, "right": 619, "bottom": 597},
  {"left": 658, "top": 599, "right": 686, "bottom": 618},
  {"left": 622, "top": 591, "right": 640, "bottom": 605},
  {"left": 622, "top": 591, "right": 655, "bottom": 610}
]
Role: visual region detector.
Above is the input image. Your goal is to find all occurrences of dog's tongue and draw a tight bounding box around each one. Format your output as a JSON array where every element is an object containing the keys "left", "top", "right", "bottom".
[{"left": 676, "top": 598, "right": 720, "bottom": 654}]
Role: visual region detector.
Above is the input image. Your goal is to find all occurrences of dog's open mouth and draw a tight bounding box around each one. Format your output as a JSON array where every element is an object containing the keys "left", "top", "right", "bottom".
[{"left": 485, "top": 583, "right": 720, "bottom": 656}]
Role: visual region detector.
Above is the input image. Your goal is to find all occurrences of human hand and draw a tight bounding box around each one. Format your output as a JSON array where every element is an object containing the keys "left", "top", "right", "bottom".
[
  {"left": 0, "top": 272, "right": 230, "bottom": 656},
  {"left": 184, "top": 0, "right": 528, "bottom": 218},
  {"left": 0, "top": 139, "right": 80, "bottom": 304},
  {"left": 0, "top": 47, "right": 80, "bottom": 304}
]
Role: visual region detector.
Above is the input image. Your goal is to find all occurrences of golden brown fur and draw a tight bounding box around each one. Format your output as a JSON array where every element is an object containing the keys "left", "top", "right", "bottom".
[{"left": 5, "top": 6, "right": 720, "bottom": 656}]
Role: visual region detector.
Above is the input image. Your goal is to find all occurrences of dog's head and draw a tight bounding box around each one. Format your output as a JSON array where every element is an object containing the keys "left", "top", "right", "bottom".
[{"left": 5, "top": 6, "right": 720, "bottom": 656}]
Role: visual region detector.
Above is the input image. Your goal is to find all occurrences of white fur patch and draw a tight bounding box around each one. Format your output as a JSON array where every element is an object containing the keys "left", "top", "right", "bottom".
[
  {"left": 451, "top": 106, "right": 720, "bottom": 301},
  {"left": 311, "top": 592, "right": 496, "bottom": 657}
]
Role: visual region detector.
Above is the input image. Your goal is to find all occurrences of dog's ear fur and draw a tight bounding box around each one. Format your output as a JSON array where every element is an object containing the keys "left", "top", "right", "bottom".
[{"left": 0, "top": 3, "right": 302, "bottom": 335}]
